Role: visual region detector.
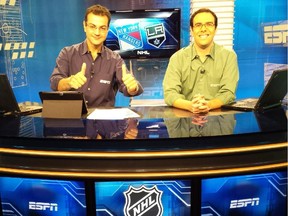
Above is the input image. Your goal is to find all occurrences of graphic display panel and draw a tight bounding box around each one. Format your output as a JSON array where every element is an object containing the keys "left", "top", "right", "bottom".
[
  {"left": 95, "top": 180, "right": 191, "bottom": 216},
  {"left": 106, "top": 9, "right": 180, "bottom": 59},
  {"left": 0, "top": 177, "right": 86, "bottom": 216},
  {"left": 201, "top": 171, "right": 287, "bottom": 216}
]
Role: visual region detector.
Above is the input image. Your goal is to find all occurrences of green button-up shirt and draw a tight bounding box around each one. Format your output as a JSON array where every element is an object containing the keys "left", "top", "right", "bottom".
[{"left": 163, "top": 42, "right": 239, "bottom": 106}]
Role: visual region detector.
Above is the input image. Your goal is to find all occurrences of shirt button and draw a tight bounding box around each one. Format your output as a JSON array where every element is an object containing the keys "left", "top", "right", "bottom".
[{"left": 88, "top": 88, "right": 91, "bottom": 91}]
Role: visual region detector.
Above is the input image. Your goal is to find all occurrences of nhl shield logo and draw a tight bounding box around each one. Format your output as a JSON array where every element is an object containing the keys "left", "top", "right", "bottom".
[
  {"left": 145, "top": 23, "right": 166, "bottom": 48},
  {"left": 124, "top": 185, "right": 163, "bottom": 216}
]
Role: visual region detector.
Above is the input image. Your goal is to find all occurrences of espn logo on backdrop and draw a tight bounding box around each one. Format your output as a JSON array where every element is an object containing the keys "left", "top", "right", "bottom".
[{"left": 263, "top": 20, "right": 288, "bottom": 46}]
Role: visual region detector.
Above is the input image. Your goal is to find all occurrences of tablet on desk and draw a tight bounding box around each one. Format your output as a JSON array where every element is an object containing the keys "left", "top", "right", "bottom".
[{"left": 39, "top": 91, "right": 88, "bottom": 118}]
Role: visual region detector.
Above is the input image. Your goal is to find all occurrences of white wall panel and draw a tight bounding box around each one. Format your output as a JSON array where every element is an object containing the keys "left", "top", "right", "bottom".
[{"left": 190, "top": 0, "right": 236, "bottom": 49}]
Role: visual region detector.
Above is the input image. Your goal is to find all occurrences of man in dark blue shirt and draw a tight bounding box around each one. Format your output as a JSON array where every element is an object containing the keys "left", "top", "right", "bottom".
[{"left": 50, "top": 4, "right": 143, "bottom": 107}]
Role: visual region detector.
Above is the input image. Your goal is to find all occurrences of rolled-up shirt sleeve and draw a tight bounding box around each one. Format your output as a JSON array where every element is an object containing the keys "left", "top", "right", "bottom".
[
  {"left": 50, "top": 47, "right": 73, "bottom": 91},
  {"left": 163, "top": 49, "right": 188, "bottom": 106},
  {"left": 214, "top": 49, "right": 239, "bottom": 104}
]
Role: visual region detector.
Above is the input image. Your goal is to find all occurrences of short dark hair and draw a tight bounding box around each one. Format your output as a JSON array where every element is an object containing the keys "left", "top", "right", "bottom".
[
  {"left": 84, "top": 4, "right": 111, "bottom": 26},
  {"left": 190, "top": 8, "right": 218, "bottom": 29}
]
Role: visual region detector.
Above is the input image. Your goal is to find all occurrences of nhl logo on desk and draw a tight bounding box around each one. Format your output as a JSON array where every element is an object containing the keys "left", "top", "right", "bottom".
[{"left": 124, "top": 185, "right": 163, "bottom": 216}]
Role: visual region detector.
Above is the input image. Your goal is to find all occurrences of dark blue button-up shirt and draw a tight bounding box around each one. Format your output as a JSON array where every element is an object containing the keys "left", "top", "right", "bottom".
[{"left": 50, "top": 40, "right": 143, "bottom": 107}]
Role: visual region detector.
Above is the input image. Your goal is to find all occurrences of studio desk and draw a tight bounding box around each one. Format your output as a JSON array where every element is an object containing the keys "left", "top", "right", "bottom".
[{"left": 0, "top": 106, "right": 287, "bottom": 215}]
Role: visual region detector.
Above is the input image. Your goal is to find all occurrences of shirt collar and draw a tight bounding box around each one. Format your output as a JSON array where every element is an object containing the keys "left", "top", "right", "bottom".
[
  {"left": 81, "top": 40, "right": 89, "bottom": 55},
  {"left": 191, "top": 43, "right": 215, "bottom": 60},
  {"left": 209, "top": 44, "right": 215, "bottom": 60},
  {"left": 191, "top": 44, "right": 198, "bottom": 60},
  {"left": 81, "top": 40, "right": 105, "bottom": 58}
]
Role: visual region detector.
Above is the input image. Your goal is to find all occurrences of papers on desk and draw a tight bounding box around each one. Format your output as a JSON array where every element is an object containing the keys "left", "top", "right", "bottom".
[
  {"left": 87, "top": 108, "right": 140, "bottom": 120},
  {"left": 130, "top": 99, "right": 167, "bottom": 107}
]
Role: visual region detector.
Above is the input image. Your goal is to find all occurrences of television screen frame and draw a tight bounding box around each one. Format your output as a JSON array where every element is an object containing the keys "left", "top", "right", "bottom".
[
  {"left": 105, "top": 8, "right": 181, "bottom": 59},
  {"left": 0, "top": 177, "right": 87, "bottom": 216},
  {"left": 201, "top": 171, "right": 288, "bottom": 216},
  {"left": 94, "top": 179, "right": 191, "bottom": 215}
]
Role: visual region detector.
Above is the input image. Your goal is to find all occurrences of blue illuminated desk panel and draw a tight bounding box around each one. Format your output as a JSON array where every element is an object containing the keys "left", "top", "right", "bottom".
[{"left": 0, "top": 106, "right": 287, "bottom": 216}]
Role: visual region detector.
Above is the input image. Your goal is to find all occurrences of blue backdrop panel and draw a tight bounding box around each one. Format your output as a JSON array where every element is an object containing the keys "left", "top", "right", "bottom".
[
  {"left": 234, "top": 0, "right": 287, "bottom": 99},
  {"left": 0, "top": 0, "right": 287, "bottom": 105}
]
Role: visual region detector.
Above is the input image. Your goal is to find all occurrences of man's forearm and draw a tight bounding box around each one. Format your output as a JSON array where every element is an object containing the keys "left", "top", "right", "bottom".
[
  {"left": 208, "top": 98, "right": 223, "bottom": 110},
  {"left": 172, "top": 98, "right": 192, "bottom": 112}
]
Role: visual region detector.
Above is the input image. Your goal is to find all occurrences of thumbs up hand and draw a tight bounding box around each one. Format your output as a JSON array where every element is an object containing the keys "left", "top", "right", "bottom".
[
  {"left": 124, "top": 119, "right": 139, "bottom": 139},
  {"left": 122, "top": 64, "right": 139, "bottom": 95},
  {"left": 69, "top": 63, "right": 87, "bottom": 89}
]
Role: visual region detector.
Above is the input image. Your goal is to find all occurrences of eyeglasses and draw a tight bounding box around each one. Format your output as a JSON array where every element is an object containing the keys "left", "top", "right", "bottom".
[
  {"left": 193, "top": 22, "right": 215, "bottom": 30},
  {"left": 86, "top": 23, "right": 108, "bottom": 33}
]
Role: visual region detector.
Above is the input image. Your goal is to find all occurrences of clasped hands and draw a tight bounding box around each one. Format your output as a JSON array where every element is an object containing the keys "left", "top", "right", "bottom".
[
  {"left": 191, "top": 94, "right": 209, "bottom": 126},
  {"left": 68, "top": 63, "right": 138, "bottom": 95},
  {"left": 190, "top": 94, "right": 209, "bottom": 113}
]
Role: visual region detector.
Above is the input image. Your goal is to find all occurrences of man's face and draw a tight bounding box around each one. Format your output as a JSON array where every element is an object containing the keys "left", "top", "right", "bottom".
[
  {"left": 83, "top": 13, "right": 109, "bottom": 48},
  {"left": 191, "top": 12, "right": 216, "bottom": 49}
]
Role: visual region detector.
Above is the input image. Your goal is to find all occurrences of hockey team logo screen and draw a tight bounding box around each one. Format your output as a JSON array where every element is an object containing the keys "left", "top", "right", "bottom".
[
  {"left": 145, "top": 23, "right": 166, "bottom": 48},
  {"left": 116, "top": 23, "right": 143, "bottom": 51},
  {"left": 124, "top": 185, "right": 163, "bottom": 216}
]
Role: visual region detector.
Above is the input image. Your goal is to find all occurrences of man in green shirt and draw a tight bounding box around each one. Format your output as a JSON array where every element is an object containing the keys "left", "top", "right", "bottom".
[{"left": 163, "top": 8, "right": 239, "bottom": 113}]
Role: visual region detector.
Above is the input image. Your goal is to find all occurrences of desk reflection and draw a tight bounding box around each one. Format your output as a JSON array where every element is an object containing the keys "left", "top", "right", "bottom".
[
  {"left": 164, "top": 114, "right": 236, "bottom": 138},
  {"left": 0, "top": 107, "right": 286, "bottom": 140},
  {"left": 86, "top": 118, "right": 138, "bottom": 139}
]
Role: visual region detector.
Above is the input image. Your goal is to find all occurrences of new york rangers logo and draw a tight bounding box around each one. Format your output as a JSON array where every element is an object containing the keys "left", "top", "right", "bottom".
[
  {"left": 116, "top": 23, "right": 143, "bottom": 51},
  {"left": 124, "top": 185, "right": 163, "bottom": 216},
  {"left": 145, "top": 23, "right": 166, "bottom": 48}
]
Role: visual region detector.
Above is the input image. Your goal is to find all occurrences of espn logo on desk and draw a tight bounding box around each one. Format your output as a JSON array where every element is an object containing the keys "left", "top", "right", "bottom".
[
  {"left": 201, "top": 172, "right": 287, "bottom": 216},
  {"left": 0, "top": 177, "right": 86, "bottom": 216},
  {"left": 230, "top": 197, "right": 260, "bottom": 209},
  {"left": 29, "top": 202, "right": 58, "bottom": 212}
]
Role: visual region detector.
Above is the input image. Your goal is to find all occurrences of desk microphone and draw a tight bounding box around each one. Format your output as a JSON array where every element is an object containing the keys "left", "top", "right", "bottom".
[{"left": 200, "top": 68, "right": 205, "bottom": 74}]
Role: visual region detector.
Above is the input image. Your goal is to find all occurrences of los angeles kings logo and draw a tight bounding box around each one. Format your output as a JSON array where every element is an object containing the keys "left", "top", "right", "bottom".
[{"left": 124, "top": 185, "right": 163, "bottom": 216}]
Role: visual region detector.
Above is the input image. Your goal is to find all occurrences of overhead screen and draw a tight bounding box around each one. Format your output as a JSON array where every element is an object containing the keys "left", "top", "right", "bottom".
[{"left": 105, "top": 8, "right": 181, "bottom": 59}]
